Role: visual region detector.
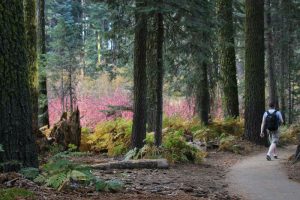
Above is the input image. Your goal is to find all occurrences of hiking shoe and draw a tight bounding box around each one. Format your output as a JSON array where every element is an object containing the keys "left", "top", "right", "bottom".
[
  {"left": 274, "top": 155, "right": 278, "bottom": 159},
  {"left": 266, "top": 155, "right": 271, "bottom": 161}
]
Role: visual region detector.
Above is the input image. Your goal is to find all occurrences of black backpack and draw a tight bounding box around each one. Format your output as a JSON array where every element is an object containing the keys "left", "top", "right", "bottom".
[{"left": 266, "top": 111, "right": 279, "bottom": 131}]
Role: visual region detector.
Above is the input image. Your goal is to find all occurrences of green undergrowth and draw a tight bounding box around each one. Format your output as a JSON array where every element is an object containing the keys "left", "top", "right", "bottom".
[
  {"left": 125, "top": 131, "right": 207, "bottom": 163},
  {"left": 0, "top": 188, "right": 34, "bottom": 200},
  {"left": 20, "top": 148, "right": 123, "bottom": 192},
  {"left": 79, "top": 116, "right": 246, "bottom": 162},
  {"left": 280, "top": 125, "right": 300, "bottom": 146},
  {"left": 86, "top": 118, "right": 132, "bottom": 156}
]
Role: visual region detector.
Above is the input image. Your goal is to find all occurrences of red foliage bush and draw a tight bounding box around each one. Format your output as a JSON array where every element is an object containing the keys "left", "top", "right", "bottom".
[{"left": 49, "top": 89, "right": 195, "bottom": 129}]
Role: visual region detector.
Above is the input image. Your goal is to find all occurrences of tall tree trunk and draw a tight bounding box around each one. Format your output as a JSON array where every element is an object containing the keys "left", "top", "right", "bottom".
[
  {"left": 283, "top": 0, "right": 294, "bottom": 124},
  {"left": 265, "top": 0, "right": 278, "bottom": 108},
  {"left": 37, "top": 0, "right": 50, "bottom": 127},
  {"left": 193, "top": 2, "right": 211, "bottom": 126},
  {"left": 146, "top": 0, "right": 164, "bottom": 147},
  {"left": 146, "top": 16, "right": 156, "bottom": 133},
  {"left": 244, "top": 0, "right": 266, "bottom": 145},
  {"left": 0, "top": 0, "right": 38, "bottom": 168},
  {"left": 24, "top": 0, "right": 39, "bottom": 134},
  {"left": 154, "top": 3, "right": 164, "bottom": 147},
  {"left": 196, "top": 60, "right": 210, "bottom": 125},
  {"left": 131, "top": 0, "right": 148, "bottom": 149},
  {"left": 217, "top": 0, "right": 239, "bottom": 118}
]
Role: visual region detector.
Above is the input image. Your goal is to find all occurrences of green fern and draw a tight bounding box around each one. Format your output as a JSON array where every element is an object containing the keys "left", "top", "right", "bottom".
[
  {"left": 37, "top": 154, "right": 123, "bottom": 192},
  {"left": 43, "top": 159, "right": 74, "bottom": 174},
  {"left": 34, "top": 174, "right": 46, "bottom": 184},
  {"left": 45, "top": 172, "right": 68, "bottom": 189},
  {"left": 19, "top": 167, "right": 39, "bottom": 180}
]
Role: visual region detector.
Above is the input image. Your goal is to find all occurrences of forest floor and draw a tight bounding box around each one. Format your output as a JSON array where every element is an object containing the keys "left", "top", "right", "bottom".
[
  {"left": 284, "top": 149, "right": 300, "bottom": 184},
  {"left": 0, "top": 149, "right": 258, "bottom": 200},
  {"left": 227, "top": 145, "right": 300, "bottom": 200}
]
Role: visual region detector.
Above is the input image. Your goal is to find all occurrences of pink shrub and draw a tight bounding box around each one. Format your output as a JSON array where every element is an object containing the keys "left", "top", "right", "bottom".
[
  {"left": 164, "top": 98, "right": 195, "bottom": 119},
  {"left": 49, "top": 89, "right": 196, "bottom": 129}
]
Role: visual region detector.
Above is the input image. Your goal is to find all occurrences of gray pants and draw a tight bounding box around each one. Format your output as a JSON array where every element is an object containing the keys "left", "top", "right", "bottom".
[{"left": 267, "top": 130, "right": 279, "bottom": 144}]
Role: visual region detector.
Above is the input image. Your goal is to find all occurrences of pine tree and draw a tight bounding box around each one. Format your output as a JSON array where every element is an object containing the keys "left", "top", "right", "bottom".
[
  {"left": 244, "top": 0, "right": 266, "bottom": 144},
  {"left": 131, "top": 0, "right": 148, "bottom": 149},
  {"left": 0, "top": 0, "right": 38, "bottom": 168},
  {"left": 37, "top": 0, "right": 50, "bottom": 127},
  {"left": 217, "top": 0, "right": 239, "bottom": 118}
]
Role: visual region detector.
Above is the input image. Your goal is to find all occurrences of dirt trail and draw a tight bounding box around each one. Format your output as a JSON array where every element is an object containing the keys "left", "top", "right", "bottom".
[{"left": 227, "top": 146, "right": 300, "bottom": 200}]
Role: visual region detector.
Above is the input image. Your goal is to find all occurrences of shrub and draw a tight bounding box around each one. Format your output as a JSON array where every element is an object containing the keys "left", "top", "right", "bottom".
[
  {"left": 219, "top": 135, "right": 242, "bottom": 154},
  {"left": 80, "top": 127, "right": 92, "bottom": 151},
  {"left": 193, "top": 117, "right": 244, "bottom": 142},
  {"left": 124, "top": 130, "right": 206, "bottom": 163},
  {"left": 280, "top": 125, "right": 300, "bottom": 145},
  {"left": 162, "top": 130, "right": 205, "bottom": 163},
  {"left": 163, "top": 116, "right": 201, "bottom": 132},
  {"left": 210, "top": 117, "right": 244, "bottom": 137},
  {"left": 87, "top": 118, "right": 132, "bottom": 156}
]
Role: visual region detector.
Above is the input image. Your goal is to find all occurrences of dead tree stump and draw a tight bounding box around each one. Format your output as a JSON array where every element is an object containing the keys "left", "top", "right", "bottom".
[{"left": 50, "top": 109, "right": 81, "bottom": 150}]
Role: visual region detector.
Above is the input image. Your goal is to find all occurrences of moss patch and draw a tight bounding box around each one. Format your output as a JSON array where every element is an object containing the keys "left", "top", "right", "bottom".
[{"left": 0, "top": 188, "right": 34, "bottom": 200}]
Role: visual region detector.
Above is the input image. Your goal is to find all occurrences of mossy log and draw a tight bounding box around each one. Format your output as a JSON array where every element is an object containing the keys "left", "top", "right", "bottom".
[
  {"left": 50, "top": 109, "right": 81, "bottom": 150},
  {"left": 91, "top": 159, "right": 169, "bottom": 170}
]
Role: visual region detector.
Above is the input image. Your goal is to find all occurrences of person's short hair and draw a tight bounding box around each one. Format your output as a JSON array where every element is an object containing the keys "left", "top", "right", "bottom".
[{"left": 269, "top": 102, "right": 275, "bottom": 108}]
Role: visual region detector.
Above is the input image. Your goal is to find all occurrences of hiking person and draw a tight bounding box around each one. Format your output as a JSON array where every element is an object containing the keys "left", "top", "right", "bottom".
[{"left": 260, "top": 102, "right": 284, "bottom": 161}]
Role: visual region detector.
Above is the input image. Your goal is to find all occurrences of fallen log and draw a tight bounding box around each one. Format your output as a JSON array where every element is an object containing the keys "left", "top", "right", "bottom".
[
  {"left": 90, "top": 159, "right": 169, "bottom": 170},
  {"left": 100, "top": 105, "right": 133, "bottom": 118}
]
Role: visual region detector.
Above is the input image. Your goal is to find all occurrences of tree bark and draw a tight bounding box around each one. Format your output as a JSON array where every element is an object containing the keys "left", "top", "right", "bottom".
[
  {"left": 131, "top": 0, "right": 148, "bottom": 149},
  {"left": 265, "top": 0, "right": 278, "bottom": 108},
  {"left": 37, "top": 0, "right": 50, "bottom": 127},
  {"left": 244, "top": 0, "right": 266, "bottom": 145},
  {"left": 0, "top": 0, "right": 38, "bottom": 168},
  {"left": 146, "top": 0, "right": 164, "bottom": 147},
  {"left": 217, "top": 0, "right": 239, "bottom": 118},
  {"left": 24, "top": 0, "right": 39, "bottom": 134},
  {"left": 146, "top": 16, "right": 157, "bottom": 133},
  {"left": 196, "top": 60, "right": 210, "bottom": 125}
]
